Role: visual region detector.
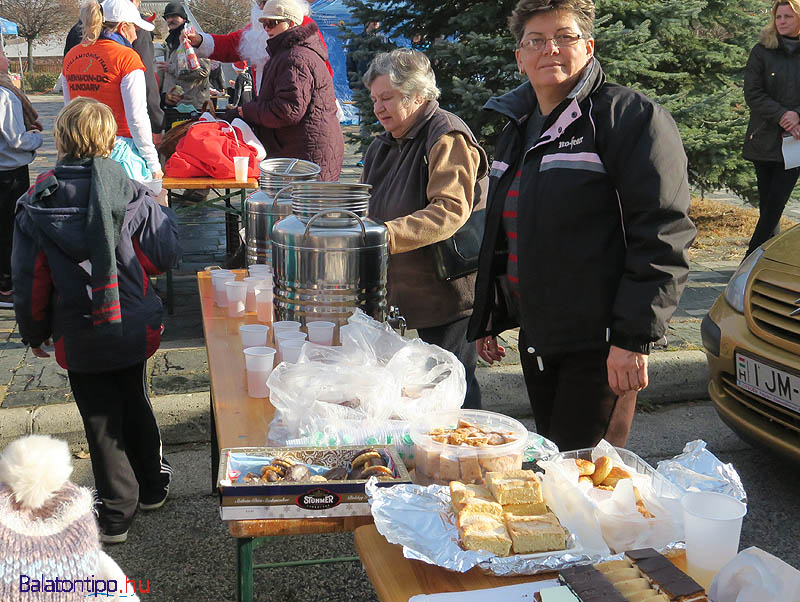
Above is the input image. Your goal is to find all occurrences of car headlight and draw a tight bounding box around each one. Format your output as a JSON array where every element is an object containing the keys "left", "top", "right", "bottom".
[{"left": 724, "top": 248, "right": 763, "bottom": 313}]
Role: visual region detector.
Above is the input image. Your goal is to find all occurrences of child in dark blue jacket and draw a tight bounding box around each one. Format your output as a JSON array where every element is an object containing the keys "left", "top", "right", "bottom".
[{"left": 12, "top": 97, "right": 182, "bottom": 543}]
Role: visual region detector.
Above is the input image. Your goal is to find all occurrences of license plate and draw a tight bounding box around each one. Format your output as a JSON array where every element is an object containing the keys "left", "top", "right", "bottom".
[{"left": 736, "top": 352, "right": 800, "bottom": 413}]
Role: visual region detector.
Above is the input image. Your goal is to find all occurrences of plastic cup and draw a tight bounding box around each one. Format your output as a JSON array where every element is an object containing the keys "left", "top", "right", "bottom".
[
  {"left": 225, "top": 281, "right": 248, "bottom": 317},
  {"left": 243, "top": 276, "right": 265, "bottom": 313},
  {"left": 254, "top": 285, "right": 274, "bottom": 324},
  {"left": 249, "top": 263, "right": 272, "bottom": 275},
  {"left": 306, "top": 320, "right": 336, "bottom": 346},
  {"left": 275, "top": 330, "right": 307, "bottom": 349},
  {"left": 272, "top": 320, "right": 302, "bottom": 335},
  {"left": 275, "top": 331, "right": 306, "bottom": 363},
  {"left": 681, "top": 491, "right": 747, "bottom": 589},
  {"left": 243, "top": 346, "right": 276, "bottom": 398},
  {"left": 234, "top": 156, "right": 249, "bottom": 182},
  {"left": 239, "top": 323, "right": 269, "bottom": 349},
  {"left": 280, "top": 339, "right": 306, "bottom": 364},
  {"left": 211, "top": 271, "right": 235, "bottom": 307}
]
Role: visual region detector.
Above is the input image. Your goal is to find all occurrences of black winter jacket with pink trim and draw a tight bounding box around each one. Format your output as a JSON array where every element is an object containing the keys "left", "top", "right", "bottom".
[
  {"left": 12, "top": 161, "right": 181, "bottom": 372},
  {"left": 467, "top": 59, "right": 696, "bottom": 355}
]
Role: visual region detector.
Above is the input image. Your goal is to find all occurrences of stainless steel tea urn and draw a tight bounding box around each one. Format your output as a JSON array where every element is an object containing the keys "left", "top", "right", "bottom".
[
  {"left": 245, "top": 158, "right": 320, "bottom": 265},
  {"left": 270, "top": 182, "right": 388, "bottom": 328}
]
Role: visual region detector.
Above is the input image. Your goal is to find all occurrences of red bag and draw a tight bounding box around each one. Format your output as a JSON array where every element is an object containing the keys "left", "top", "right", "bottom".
[{"left": 164, "top": 121, "right": 260, "bottom": 179}]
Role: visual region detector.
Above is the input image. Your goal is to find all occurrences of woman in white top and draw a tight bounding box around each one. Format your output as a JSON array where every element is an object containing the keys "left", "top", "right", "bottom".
[{"left": 61, "top": 0, "right": 162, "bottom": 180}]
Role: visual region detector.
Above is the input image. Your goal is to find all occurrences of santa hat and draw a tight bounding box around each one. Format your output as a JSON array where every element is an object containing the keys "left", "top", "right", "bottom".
[
  {"left": 0, "top": 435, "right": 139, "bottom": 601},
  {"left": 233, "top": 61, "right": 249, "bottom": 72}
]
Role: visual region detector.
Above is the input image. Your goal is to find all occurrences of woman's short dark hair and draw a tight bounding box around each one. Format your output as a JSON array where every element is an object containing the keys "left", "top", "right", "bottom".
[{"left": 508, "top": 0, "right": 595, "bottom": 44}]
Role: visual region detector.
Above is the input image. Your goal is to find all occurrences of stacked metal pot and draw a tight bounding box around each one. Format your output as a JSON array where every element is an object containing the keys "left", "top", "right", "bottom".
[
  {"left": 270, "top": 182, "right": 388, "bottom": 329},
  {"left": 245, "top": 158, "right": 321, "bottom": 266}
]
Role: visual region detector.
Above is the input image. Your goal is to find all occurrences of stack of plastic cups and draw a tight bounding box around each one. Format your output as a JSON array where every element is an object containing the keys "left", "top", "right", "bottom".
[
  {"left": 243, "top": 347, "right": 276, "bottom": 398},
  {"left": 243, "top": 276, "right": 266, "bottom": 313},
  {"left": 225, "top": 281, "right": 248, "bottom": 317},
  {"left": 248, "top": 263, "right": 272, "bottom": 280},
  {"left": 239, "top": 324, "right": 270, "bottom": 349},
  {"left": 280, "top": 339, "right": 306, "bottom": 364},
  {"left": 211, "top": 270, "right": 235, "bottom": 307},
  {"left": 272, "top": 320, "right": 301, "bottom": 343},
  {"left": 306, "top": 320, "right": 336, "bottom": 346},
  {"left": 274, "top": 328, "right": 306, "bottom": 363}
]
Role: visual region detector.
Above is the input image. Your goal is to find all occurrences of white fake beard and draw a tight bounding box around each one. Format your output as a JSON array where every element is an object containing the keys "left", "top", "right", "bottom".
[{"left": 238, "top": 1, "right": 270, "bottom": 88}]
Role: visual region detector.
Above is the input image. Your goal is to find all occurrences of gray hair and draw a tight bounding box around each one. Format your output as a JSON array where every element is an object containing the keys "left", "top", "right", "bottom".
[{"left": 363, "top": 48, "right": 441, "bottom": 101}]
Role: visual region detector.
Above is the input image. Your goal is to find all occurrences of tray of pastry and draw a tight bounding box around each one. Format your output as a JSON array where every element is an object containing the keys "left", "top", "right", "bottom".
[{"left": 366, "top": 469, "right": 606, "bottom": 576}]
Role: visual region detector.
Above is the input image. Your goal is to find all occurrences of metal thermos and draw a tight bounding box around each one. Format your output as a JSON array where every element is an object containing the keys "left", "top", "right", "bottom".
[
  {"left": 270, "top": 182, "right": 388, "bottom": 331},
  {"left": 245, "top": 158, "right": 320, "bottom": 266}
]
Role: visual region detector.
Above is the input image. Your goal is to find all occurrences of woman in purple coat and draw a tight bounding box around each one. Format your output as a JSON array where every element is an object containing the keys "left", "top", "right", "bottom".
[{"left": 233, "top": 0, "right": 344, "bottom": 181}]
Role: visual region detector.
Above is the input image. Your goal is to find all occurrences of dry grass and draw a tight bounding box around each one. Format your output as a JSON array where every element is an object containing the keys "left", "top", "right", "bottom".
[{"left": 688, "top": 197, "right": 798, "bottom": 261}]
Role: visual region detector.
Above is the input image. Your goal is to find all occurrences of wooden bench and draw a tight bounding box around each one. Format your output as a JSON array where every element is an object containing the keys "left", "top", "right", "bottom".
[{"left": 354, "top": 523, "right": 691, "bottom": 601}]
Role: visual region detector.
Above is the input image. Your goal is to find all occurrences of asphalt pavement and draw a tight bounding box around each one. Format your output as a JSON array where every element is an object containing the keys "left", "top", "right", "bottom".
[{"left": 0, "top": 96, "right": 783, "bottom": 601}]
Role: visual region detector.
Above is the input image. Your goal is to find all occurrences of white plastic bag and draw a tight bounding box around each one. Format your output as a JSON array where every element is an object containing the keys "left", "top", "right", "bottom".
[
  {"left": 539, "top": 440, "right": 683, "bottom": 554},
  {"left": 266, "top": 310, "right": 467, "bottom": 457}
]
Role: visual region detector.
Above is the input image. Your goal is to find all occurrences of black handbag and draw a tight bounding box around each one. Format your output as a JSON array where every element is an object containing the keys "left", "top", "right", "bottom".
[{"left": 430, "top": 208, "right": 486, "bottom": 281}]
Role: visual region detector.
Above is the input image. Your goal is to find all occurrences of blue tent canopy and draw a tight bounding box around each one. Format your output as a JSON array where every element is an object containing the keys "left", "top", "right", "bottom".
[
  {"left": 1, "top": 16, "right": 19, "bottom": 35},
  {"left": 310, "top": 0, "right": 358, "bottom": 123}
]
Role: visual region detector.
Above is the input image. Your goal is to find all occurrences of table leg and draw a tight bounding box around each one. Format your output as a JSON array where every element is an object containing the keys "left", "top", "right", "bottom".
[
  {"left": 166, "top": 190, "right": 175, "bottom": 314},
  {"left": 224, "top": 188, "right": 240, "bottom": 258},
  {"left": 237, "top": 538, "right": 255, "bottom": 602},
  {"left": 210, "top": 389, "right": 219, "bottom": 494}
]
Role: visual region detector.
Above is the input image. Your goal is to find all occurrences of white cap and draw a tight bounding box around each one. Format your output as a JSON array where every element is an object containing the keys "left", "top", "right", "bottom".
[
  {"left": 101, "top": 0, "right": 155, "bottom": 31},
  {"left": 259, "top": 0, "right": 304, "bottom": 26}
]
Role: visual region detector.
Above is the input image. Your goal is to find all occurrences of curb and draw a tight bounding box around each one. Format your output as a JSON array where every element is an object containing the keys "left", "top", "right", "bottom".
[{"left": 0, "top": 392, "right": 211, "bottom": 451}]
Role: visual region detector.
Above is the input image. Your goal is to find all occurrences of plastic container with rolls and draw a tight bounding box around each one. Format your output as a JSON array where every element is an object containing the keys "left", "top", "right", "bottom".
[{"left": 409, "top": 409, "right": 528, "bottom": 485}]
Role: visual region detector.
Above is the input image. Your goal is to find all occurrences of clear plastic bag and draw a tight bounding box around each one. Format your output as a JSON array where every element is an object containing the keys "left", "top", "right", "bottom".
[
  {"left": 266, "top": 310, "right": 466, "bottom": 458},
  {"left": 539, "top": 440, "right": 684, "bottom": 554}
]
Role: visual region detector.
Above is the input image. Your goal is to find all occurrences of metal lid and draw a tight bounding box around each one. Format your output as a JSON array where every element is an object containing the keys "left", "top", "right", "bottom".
[
  {"left": 288, "top": 183, "right": 373, "bottom": 223},
  {"left": 259, "top": 158, "right": 320, "bottom": 192}
]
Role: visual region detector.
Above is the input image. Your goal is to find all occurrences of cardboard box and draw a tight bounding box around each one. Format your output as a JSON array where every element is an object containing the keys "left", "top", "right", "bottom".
[{"left": 217, "top": 445, "right": 411, "bottom": 520}]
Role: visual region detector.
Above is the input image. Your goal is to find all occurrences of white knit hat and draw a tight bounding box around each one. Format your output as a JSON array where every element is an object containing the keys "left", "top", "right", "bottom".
[{"left": 0, "top": 435, "right": 138, "bottom": 602}]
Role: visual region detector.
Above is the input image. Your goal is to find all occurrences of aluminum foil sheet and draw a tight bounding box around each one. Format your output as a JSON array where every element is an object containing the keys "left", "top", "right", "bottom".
[
  {"left": 656, "top": 440, "right": 747, "bottom": 503},
  {"left": 366, "top": 478, "right": 607, "bottom": 575}
]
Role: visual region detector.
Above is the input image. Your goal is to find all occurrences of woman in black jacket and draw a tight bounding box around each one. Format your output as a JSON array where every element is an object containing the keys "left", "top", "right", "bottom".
[
  {"left": 468, "top": 0, "right": 695, "bottom": 451},
  {"left": 743, "top": 0, "right": 800, "bottom": 256}
]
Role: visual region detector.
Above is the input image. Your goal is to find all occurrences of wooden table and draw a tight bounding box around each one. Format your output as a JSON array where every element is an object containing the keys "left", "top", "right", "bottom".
[
  {"left": 162, "top": 177, "right": 258, "bottom": 313},
  {"left": 198, "top": 272, "right": 372, "bottom": 602},
  {"left": 354, "top": 524, "right": 690, "bottom": 601}
]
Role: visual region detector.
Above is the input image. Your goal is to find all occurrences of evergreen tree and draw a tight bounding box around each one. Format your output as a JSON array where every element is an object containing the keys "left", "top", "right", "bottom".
[{"left": 340, "top": 0, "right": 768, "bottom": 202}]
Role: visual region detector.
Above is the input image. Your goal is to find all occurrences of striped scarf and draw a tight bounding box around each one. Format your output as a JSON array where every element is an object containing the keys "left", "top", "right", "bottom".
[{"left": 29, "top": 158, "right": 130, "bottom": 335}]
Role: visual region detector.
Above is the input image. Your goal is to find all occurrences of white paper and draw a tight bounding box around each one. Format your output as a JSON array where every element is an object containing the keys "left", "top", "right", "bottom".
[
  {"left": 408, "top": 579, "right": 560, "bottom": 602},
  {"left": 782, "top": 135, "right": 800, "bottom": 169}
]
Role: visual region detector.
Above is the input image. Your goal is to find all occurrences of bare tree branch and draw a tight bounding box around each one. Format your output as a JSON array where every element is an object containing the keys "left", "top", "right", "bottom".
[{"left": 0, "top": 0, "right": 79, "bottom": 69}]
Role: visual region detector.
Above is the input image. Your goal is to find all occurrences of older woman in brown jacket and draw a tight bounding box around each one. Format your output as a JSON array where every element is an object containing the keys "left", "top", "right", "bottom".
[{"left": 361, "top": 48, "right": 488, "bottom": 409}]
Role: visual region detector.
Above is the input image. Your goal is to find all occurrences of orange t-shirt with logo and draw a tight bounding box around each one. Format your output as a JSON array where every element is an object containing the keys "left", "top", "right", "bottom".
[{"left": 63, "top": 39, "right": 145, "bottom": 139}]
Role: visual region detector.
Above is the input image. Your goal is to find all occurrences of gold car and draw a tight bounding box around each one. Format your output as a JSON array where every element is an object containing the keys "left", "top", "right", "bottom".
[{"left": 702, "top": 225, "right": 800, "bottom": 462}]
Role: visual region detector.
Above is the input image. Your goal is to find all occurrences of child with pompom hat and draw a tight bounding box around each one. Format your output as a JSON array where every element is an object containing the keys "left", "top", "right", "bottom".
[{"left": 0, "top": 434, "right": 139, "bottom": 601}]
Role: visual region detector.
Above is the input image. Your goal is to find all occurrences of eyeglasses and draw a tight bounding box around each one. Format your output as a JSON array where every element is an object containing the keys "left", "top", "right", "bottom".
[
  {"left": 518, "top": 33, "right": 585, "bottom": 52},
  {"left": 263, "top": 19, "right": 287, "bottom": 29}
]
